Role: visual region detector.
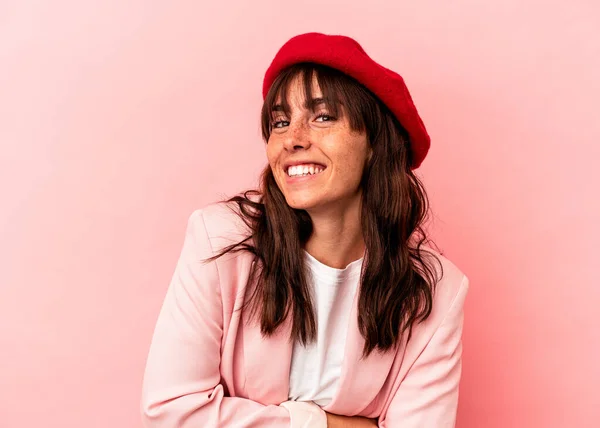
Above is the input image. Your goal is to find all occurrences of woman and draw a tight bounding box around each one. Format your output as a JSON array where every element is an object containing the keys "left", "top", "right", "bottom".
[{"left": 141, "top": 32, "right": 469, "bottom": 428}]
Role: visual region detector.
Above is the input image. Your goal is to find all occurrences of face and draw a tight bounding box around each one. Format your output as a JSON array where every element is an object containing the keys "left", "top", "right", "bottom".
[{"left": 266, "top": 73, "right": 371, "bottom": 213}]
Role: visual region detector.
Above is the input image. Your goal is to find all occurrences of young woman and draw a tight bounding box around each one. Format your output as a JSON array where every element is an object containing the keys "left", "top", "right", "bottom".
[{"left": 141, "top": 32, "right": 469, "bottom": 428}]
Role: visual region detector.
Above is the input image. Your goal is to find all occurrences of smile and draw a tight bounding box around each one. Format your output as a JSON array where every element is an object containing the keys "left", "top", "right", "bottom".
[
  {"left": 284, "top": 166, "right": 327, "bottom": 184},
  {"left": 285, "top": 164, "right": 326, "bottom": 177}
]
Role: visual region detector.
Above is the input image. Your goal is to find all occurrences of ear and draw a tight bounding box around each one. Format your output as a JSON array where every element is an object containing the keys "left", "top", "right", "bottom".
[{"left": 366, "top": 147, "right": 373, "bottom": 164}]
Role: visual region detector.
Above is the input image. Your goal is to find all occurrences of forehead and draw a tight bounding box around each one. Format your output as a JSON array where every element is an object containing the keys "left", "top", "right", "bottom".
[
  {"left": 274, "top": 73, "right": 323, "bottom": 105},
  {"left": 269, "top": 70, "right": 345, "bottom": 119}
]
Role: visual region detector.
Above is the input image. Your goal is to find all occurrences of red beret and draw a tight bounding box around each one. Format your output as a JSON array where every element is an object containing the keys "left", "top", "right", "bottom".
[{"left": 262, "top": 32, "right": 430, "bottom": 169}]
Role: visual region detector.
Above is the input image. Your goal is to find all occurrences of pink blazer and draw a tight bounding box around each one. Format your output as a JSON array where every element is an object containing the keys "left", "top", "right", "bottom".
[{"left": 140, "top": 201, "right": 469, "bottom": 427}]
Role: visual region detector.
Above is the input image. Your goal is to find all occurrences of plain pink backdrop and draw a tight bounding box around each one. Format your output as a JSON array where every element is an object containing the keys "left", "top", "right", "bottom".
[{"left": 1, "top": 1, "right": 599, "bottom": 427}]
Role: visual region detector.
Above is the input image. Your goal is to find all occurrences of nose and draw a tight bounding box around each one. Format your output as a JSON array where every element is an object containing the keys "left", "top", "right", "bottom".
[{"left": 283, "top": 120, "right": 311, "bottom": 152}]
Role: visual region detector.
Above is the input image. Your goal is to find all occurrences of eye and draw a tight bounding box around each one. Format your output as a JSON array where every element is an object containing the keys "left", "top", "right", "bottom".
[
  {"left": 271, "top": 119, "right": 289, "bottom": 129},
  {"left": 315, "top": 113, "right": 336, "bottom": 122},
  {"left": 270, "top": 114, "right": 289, "bottom": 129}
]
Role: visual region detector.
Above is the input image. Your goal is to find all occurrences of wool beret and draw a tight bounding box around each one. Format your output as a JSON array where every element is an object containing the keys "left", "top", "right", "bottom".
[{"left": 262, "top": 32, "right": 430, "bottom": 169}]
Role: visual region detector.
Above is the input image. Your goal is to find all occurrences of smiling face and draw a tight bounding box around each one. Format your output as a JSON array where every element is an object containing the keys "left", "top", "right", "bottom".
[{"left": 265, "top": 70, "right": 372, "bottom": 213}]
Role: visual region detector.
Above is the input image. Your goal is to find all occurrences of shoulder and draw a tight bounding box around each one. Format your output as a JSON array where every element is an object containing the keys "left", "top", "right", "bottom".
[
  {"left": 419, "top": 245, "right": 469, "bottom": 321},
  {"left": 186, "top": 194, "right": 260, "bottom": 253}
]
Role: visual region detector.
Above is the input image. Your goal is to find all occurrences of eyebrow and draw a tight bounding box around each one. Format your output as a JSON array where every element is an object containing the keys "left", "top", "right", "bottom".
[{"left": 272, "top": 97, "right": 330, "bottom": 112}]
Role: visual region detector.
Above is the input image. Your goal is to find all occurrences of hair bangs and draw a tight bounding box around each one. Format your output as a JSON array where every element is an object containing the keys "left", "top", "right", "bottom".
[{"left": 261, "top": 63, "right": 367, "bottom": 141}]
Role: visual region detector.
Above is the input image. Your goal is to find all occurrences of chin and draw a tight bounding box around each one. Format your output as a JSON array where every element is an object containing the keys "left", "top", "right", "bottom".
[{"left": 284, "top": 195, "right": 320, "bottom": 211}]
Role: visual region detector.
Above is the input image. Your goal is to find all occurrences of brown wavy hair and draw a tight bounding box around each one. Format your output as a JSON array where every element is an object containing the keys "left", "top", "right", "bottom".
[{"left": 203, "top": 63, "right": 443, "bottom": 358}]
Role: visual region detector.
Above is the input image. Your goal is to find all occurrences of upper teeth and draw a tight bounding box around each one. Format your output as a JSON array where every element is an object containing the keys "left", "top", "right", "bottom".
[{"left": 287, "top": 164, "right": 325, "bottom": 177}]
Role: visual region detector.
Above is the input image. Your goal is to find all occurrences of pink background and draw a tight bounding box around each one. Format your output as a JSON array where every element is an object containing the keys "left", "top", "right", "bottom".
[{"left": 1, "top": 1, "right": 599, "bottom": 427}]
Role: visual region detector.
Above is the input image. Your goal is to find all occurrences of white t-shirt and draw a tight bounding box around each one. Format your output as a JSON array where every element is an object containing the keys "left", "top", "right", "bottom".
[{"left": 287, "top": 249, "right": 364, "bottom": 406}]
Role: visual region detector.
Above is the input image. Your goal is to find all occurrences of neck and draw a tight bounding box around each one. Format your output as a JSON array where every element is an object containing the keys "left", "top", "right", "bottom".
[{"left": 302, "top": 194, "right": 366, "bottom": 269}]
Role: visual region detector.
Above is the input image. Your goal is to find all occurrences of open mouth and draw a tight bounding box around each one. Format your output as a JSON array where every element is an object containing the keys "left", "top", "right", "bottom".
[{"left": 285, "top": 164, "right": 327, "bottom": 178}]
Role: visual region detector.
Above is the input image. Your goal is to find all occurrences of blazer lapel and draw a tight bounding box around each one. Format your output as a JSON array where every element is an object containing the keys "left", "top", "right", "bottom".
[
  {"left": 323, "top": 286, "right": 397, "bottom": 415},
  {"left": 241, "top": 263, "right": 396, "bottom": 412},
  {"left": 242, "top": 292, "right": 293, "bottom": 405}
]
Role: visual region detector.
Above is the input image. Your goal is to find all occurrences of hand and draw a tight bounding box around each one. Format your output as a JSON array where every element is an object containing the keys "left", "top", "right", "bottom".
[{"left": 325, "top": 411, "right": 378, "bottom": 427}]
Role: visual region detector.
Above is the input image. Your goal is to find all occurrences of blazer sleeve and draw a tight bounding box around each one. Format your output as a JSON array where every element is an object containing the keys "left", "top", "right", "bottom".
[
  {"left": 140, "top": 209, "right": 323, "bottom": 428},
  {"left": 378, "top": 274, "right": 469, "bottom": 428}
]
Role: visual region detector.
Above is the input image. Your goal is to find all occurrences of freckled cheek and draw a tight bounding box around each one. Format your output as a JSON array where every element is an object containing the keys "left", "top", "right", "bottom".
[
  {"left": 265, "top": 143, "right": 279, "bottom": 166},
  {"left": 336, "top": 155, "right": 367, "bottom": 182}
]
